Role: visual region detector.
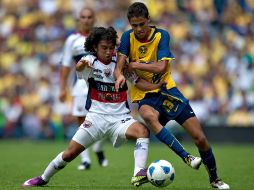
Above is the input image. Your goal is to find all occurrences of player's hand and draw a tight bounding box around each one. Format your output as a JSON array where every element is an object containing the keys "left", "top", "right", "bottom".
[
  {"left": 76, "top": 60, "right": 92, "bottom": 71},
  {"left": 158, "top": 80, "right": 167, "bottom": 88},
  {"left": 59, "top": 89, "right": 67, "bottom": 102},
  {"left": 128, "top": 61, "right": 138, "bottom": 72},
  {"left": 115, "top": 74, "right": 126, "bottom": 92}
]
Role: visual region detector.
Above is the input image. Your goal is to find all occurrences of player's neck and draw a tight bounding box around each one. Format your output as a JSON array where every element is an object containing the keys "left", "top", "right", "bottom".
[
  {"left": 79, "top": 29, "right": 91, "bottom": 36},
  {"left": 136, "top": 27, "right": 152, "bottom": 43},
  {"left": 97, "top": 57, "right": 111, "bottom": 65}
]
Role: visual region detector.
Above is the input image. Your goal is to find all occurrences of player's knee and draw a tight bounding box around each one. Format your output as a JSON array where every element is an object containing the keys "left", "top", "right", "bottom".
[
  {"left": 139, "top": 106, "right": 156, "bottom": 120},
  {"left": 62, "top": 148, "right": 79, "bottom": 162},
  {"left": 137, "top": 125, "right": 150, "bottom": 138},
  {"left": 140, "top": 111, "right": 157, "bottom": 124},
  {"left": 194, "top": 134, "right": 208, "bottom": 148},
  {"left": 62, "top": 151, "right": 73, "bottom": 162}
]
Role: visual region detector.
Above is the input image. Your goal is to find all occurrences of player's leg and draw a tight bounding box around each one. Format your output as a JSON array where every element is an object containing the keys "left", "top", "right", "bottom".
[
  {"left": 179, "top": 105, "right": 229, "bottom": 189},
  {"left": 109, "top": 114, "right": 149, "bottom": 187},
  {"left": 78, "top": 149, "right": 91, "bottom": 170},
  {"left": 22, "top": 116, "right": 98, "bottom": 188},
  {"left": 73, "top": 96, "right": 108, "bottom": 170},
  {"left": 22, "top": 140, "right": 86, "bottom": 187},
  {"left": 72, "top": 95, "right": 93, "bottom": 170},
  {"left": 139, "top": 104, "right": 201, "bottom": 168},
  {"left": 92, "top": 140, "right": 108, "bottom": 167},
  {"left": 125, "top": 121, "right": 150, "bottom": 187},
  {"left": 76, "top": 116, "right": 92, "bottom": 170},
  {"left": 125, "top": 121, "right": 149, "bottom": 174}
]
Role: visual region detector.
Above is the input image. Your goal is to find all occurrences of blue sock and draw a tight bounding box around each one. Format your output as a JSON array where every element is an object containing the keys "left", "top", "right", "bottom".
[
  {"left": 199, "top": 148, "right": 218, "bottom": 182},
  {"left": 155, "top": 127, "right": 189, "bottom": 159}
]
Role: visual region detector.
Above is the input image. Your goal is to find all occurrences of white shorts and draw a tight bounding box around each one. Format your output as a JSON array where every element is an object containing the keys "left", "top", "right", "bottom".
[
  {"left": 72, "top": 112, "right": 137, "bottom": 148},
  {"left": 72, "top": 96, "right": 88, "bottom": 117}
]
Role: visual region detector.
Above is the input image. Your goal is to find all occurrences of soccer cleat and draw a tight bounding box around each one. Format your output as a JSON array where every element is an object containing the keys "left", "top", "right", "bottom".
[
  {"left": 99, "top": 159, "right": 108, "bottom": 167},
  {"left": 211, "top": 179, "right": 230, "bottom": 189},
  {"left": 77, "top": 161, "right": 91, "bottom": 171},
  {"left": 131, "top": 168, "right": 149, "bottom": 187},
  {"left": 22, "top": 176, "right": 48, "bottom": 188},
  {"left": 184, "top": 155, "right": 202, "bottom": 170},
  {"left": 96, "top": 151, "right": 108, "bottom": 167}
]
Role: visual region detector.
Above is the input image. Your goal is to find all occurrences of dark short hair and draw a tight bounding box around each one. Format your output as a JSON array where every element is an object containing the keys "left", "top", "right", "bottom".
[
  {"left": 127, "top": 2, "right": 149, "bottom": 20},
  {"left": 85, "top": 26, "right": 117, "bottom": 53}
]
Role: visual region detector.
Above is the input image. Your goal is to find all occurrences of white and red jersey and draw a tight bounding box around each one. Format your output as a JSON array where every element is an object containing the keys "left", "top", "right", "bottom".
[
  {"left": 78, "top": 54, "right": 130, "bottom": 115},
  {"left": 61, "top": 32, "right": 88, "bottom": 96}
]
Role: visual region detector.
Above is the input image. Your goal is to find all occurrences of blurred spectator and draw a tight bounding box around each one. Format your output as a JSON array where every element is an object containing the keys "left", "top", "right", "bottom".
[{"left": 0, "top": 0, "right": 254, "bottom": 140}]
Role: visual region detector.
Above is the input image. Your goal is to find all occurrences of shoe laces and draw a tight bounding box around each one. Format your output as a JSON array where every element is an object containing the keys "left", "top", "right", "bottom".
[
  {"left": 185, "top": 155, "right": 195, "bottom": 164},
  {"left": 214, "top": 179, "right": 224, "bottom": 184}
]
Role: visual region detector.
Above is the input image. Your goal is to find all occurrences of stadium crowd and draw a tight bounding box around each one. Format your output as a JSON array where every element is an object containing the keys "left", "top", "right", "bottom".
[{"left": 0, "top": 0, "right": 254, "bottom": 139}]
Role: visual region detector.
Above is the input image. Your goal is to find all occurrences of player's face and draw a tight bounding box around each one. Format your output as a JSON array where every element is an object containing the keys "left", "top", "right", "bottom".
[
  {"left": 129, "top": 16, "right": 150, "bottom": 40},
  {"left": 79, "top": 9, "right": 95, "bottom": 32},
  {"left": 95, "top": 40, "right": 115, "bottom": 63}
]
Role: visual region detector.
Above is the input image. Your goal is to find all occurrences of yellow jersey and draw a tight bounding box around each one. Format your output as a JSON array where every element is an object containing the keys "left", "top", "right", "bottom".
[{"left": 118, "top": 27, "right": 176, "bottom": 102}]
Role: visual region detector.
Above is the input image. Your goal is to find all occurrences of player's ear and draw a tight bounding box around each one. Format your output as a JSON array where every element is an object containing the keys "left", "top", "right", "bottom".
[
  {"left": 93, "top": 45, "right": 97, "bottom": 53},
  {"left": 147, "top": 16, "right": 151, "bottom": 23}
]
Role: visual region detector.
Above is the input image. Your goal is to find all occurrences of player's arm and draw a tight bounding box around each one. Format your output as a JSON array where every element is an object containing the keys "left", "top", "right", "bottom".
[
  {"left": 59, "top": 66, "right": 71, "bottom": 102},
  {"left": 115, "top": 31, "right": 131, "bottom": 91},
  {"left": 125, "top": 69, "right": 166, "bottom": 91},
  {"left": 114, "top": 54, "right": 127, "bottom": 91},
  {"left": 59, "top": 36, "right": 74, "bottom": 102},
  {"left": 114, "top": 53, "right": 126, "bottom": 78},
  {"left": 128, "top": 60, "right": 169, "bottom": 74},
  {"left": 76, "top": 59, "right": 92, "bottom": 71},
  {"left": 76, "top": 55, "right": 93, "bottom": 81},
  {"left": 135, "top": 78, "right": 166, "bottom": 91}
]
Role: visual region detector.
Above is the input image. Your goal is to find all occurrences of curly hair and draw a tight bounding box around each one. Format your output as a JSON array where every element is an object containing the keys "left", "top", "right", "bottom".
[
  {"left": 127, "top": 2, "right": 149, "bottom": 20},
  {"left": 84, "top": 26, "right": 118, "bottom": 53}
]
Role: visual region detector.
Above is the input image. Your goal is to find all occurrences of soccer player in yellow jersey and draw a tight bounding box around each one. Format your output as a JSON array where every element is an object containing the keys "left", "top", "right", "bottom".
[{"left": 115, "top": 2, "right": 229, "bottom": 189}]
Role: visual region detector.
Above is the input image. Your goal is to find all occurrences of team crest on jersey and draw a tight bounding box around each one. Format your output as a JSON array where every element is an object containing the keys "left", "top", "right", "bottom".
[
  {"left": 104, "top": 68, "right": 112, "bottom": 77},
  {"left": 83, "top": 121, "right": 92, "bottom": 128},
  {"left": 138, "top": 45, "right": 147, "bottom": 58}
]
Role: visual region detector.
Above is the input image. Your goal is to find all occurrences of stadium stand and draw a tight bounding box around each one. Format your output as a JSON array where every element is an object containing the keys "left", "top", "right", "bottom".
[{"left": 0, "top": 0, "right": 253, "bottom": 139}]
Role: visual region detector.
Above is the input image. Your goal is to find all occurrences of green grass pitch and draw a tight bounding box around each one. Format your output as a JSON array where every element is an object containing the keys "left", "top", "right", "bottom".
[{"left": 0, "top": 140, "right": 253, "bottom": 190}]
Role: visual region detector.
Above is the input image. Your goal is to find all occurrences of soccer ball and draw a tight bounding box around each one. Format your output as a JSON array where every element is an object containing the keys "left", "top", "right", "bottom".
[{"left": 147, "top": 160, "right": 175, "bottom": 187}]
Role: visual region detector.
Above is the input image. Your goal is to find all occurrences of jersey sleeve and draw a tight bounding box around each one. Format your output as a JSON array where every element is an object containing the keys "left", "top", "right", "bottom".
[
  {"left": 118, "top": 31, "right": 131, "bottom": 57},
  {"left": 61, "top": 35, "right": 75, "bottom": 67},
  {"left": 157, "top": 30, "right": 174, "bottom": 60}
]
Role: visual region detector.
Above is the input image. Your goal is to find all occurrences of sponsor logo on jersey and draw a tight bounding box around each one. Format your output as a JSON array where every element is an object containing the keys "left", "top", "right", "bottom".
[
  {"left": 96, "top": 83, "right": 116, "bottom": 92},
  {"left": 98, "top": 92, "right": 120, "bottom": 101}
]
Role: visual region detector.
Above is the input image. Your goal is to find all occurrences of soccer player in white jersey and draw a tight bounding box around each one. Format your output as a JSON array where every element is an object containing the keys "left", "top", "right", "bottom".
[
  {"left": 59, "top": 7, "right": 108, "bottom": 170},
  {"left": 22, "top": 26, "right": 166, "bottom": 188}
]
